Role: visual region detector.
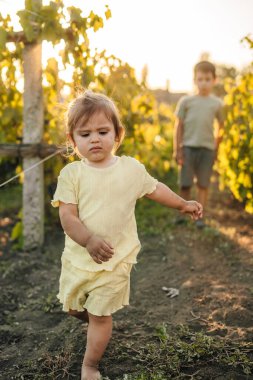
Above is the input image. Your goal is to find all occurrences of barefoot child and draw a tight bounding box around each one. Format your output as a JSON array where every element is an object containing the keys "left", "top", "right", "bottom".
[{"left": 51, "top": 90, "right": 203, "bottom": 380}]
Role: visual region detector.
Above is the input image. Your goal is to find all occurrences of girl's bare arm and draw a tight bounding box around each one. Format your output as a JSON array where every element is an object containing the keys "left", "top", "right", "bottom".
[
  {"left": 59, "top": 202, "right": 93, "bottom": 247},
  {"left": 145, "top": 182, "right": 203, "bottom": 219},
  {"left": 59, "top": 202, "right": 114, "bottom": 264}
]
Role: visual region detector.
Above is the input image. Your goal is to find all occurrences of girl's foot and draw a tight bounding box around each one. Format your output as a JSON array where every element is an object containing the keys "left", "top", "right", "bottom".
[{"left": 81, "top": 364, "right": 101, "bottom": 380}]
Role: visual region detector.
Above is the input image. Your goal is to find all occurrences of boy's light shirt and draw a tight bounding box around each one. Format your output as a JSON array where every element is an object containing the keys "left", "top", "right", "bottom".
[
  {"left": 51, "top": 155, "right": 158, "bottom": 272},
  {"left": 175, "top": 94, "right": 224, "bottom": 150}
]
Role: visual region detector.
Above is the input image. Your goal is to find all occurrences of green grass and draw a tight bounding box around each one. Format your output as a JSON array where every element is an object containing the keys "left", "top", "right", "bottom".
[
  {"left": 112, "top": 324, "right": 253, "bottom": 379},
  {"left": 13, "top": 324, "right": 252, "bottom": 379},
  {"left": 136, "top": 173, "right": 179, "bottom": 236},
  {"left": 0, "top": 184, "right": 22, "bottom": 213},
  {"left": 136, "top": 196, "right": 176, "bottom": 236}
]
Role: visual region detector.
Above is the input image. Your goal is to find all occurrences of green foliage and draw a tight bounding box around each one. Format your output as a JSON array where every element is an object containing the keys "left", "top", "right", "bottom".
[
  {"left": 213, "top": 63, "right": 237, "bottom": 97},
  {"left": 0, "top": 16, "right": 23, "bottom": 144},
  {"left": 15, "top": 1, "right": 108, "bottom": 45},
  {"left": 0, "top": 2, "right": 175, "bottom": 177},
  {"left": 0, "top": 1, "right": 114, "bottom": 170},
  {"left": 116, "top": 324, "right": 253, "bottom": 378},
  {"left": 0, "top": 27, "right": 7, "bottom": 49},
  {"left": 217, "top": 37, "right": 253, "bottom": 213},
  {"left": 123, "top": 94, "right": 176, "bottom": 176},
  {"left": 87, "top": 50, "right": 176, "bottom": 175},
  {"left": 1, "top": 1, "right": 176, "bottom": 243},
  {"left": 0, "top": 184, "right": 22, "bottom": 212}
]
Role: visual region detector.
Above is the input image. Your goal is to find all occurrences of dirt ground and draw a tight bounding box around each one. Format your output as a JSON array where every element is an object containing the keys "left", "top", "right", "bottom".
[{"left": 0, "top": 180, "right": 253, "bottom": 379}]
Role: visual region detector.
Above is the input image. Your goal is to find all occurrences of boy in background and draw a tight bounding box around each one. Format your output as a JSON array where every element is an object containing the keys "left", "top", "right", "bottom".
[{"left": 174, "top": 61, "right": 224, "bottom": 228}]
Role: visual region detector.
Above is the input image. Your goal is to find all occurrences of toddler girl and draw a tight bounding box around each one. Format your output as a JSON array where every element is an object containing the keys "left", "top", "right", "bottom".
[{"left": 51, "top": 90, "right": 202, "bottom": 380}]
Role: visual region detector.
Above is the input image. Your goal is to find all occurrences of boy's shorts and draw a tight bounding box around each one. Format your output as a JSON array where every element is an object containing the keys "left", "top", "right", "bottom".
[
  {"left": 179, "top": 146, "right": 215, "bottom": 188},
  {"left": 57, "top": 257, "right": 133, "bottom": 316}
]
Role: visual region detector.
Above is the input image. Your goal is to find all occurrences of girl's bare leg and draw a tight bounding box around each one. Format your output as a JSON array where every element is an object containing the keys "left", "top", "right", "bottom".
[
  {"left": 82, "top": 312, "right": 112, "bottom": 380},
  {"left": 68, "top": 309, "right": 89, "bottom": 323}
]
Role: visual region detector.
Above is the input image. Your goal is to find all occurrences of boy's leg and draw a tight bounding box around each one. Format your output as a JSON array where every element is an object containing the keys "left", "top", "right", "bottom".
[
  {"left": 197, "top": 186, "right": 208, "bottom": 209},
  {"left": 195, "top": 148, "right": 215, "bottom": 210},
  {"left": 175, "top": 147, "right": 194, "bottom": 224},
  {"left": 195, "top": 148, "right": 215, "bottom": 227},
  {"left": 180, "top": 186, "right": 191, "bottom": 201},
  {"left": 82, "top": 313, "right": 112, "bottom": 379},
  {"left": 174, "top": 186, "right": 191, "bottom": 224},
  {"left": 196, "top": 186, "right": 208, "bottom": 228},
  {"left": 180, "top": 147, "right": 195, "bottom": 191}
]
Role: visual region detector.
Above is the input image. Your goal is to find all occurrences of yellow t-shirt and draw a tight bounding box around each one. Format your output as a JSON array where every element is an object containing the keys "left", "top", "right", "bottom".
[{"left": 51, "top": 155, "right": 158, "bottom": 271}]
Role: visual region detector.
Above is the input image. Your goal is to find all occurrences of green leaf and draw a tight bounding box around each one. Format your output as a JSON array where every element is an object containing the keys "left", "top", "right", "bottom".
[
  {"left": 11, "top": 221, "right": 22, "bottom": 241},
  {"left": 68, "top": 6, "right": 82, "bottom": 24},
  {"left": 0, "top": 28, "right": 7, "bottom": 49}
]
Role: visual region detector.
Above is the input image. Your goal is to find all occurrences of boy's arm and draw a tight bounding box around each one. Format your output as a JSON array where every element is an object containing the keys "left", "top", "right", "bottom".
[
  {"left": 173, "top": 118, "right": 184, "bottom": 165},
  {"left": 59, "top": 202, "right": 114, "bottom": 263},
  {"left": 145, "top": 182, "right": 202, "bottom": 219}
]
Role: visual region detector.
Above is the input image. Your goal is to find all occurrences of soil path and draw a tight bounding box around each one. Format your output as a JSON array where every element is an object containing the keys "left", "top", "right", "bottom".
[{"left": 0, "top": 182, "right": 253, "bottom": 379}]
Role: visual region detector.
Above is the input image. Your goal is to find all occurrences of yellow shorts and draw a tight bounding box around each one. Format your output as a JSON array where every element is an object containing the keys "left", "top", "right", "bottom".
[{"left": 57, "top": 257, "right": 133, "bottom": 316}]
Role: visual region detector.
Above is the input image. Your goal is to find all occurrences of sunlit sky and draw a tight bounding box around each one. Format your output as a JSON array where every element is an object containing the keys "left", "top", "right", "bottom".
[{"left": 2, "top": 0, "right": 253, "bottom": 92}]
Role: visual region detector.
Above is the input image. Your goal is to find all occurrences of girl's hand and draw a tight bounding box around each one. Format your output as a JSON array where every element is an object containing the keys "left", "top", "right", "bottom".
[
  {"left": 85, "top": 234, "right": 114, "bottom": 264},
  {"left": 180, "top": 200, "right": 203, "bottom": 220}
]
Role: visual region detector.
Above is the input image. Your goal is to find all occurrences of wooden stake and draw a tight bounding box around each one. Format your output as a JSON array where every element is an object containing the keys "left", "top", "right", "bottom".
[{"left": 23, "top": 37, "right": 44, "bottom": 250}]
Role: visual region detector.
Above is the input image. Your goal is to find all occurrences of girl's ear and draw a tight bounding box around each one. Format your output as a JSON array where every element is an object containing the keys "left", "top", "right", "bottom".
[{"left": 66, "top": 133, "right": 76, "bottom": 147}]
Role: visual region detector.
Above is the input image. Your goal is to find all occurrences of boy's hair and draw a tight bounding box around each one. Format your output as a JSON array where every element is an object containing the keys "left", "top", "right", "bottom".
[
  {"left": 194, "top": 61, "right": 216, "bottom": 79},
  {"left": 66, "top": 90, "right": 125, "bottom": 153}
]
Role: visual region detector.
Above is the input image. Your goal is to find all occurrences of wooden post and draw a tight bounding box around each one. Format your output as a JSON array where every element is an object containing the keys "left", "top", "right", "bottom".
[
  {"left": 23, "top": 6, "right": 44, "bottom": 250},
  {"left": 0, "top": 143, "right": 61, "bottom": 158}
]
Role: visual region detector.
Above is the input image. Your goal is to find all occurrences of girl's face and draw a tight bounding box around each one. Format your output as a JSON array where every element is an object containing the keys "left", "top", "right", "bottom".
[{"left": 70, "top": 111, "right": 117, "bottom": 164}]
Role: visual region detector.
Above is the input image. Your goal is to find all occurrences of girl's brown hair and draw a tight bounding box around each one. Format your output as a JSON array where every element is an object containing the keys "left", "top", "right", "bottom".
[{"left": 66, "top": 90, "right": 125, "bottom": 155}]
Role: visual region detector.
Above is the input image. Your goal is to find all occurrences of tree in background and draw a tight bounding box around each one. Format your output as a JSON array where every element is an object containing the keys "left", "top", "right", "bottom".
[
  {"left": 1, "top": 2, "right": 252, "bottom": 223},
  {"left": 0, "top": 1, "right": 175, "bottom": 247},
  {"left": 0, "top": 2, "right": 175, "bottom": 180}
]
